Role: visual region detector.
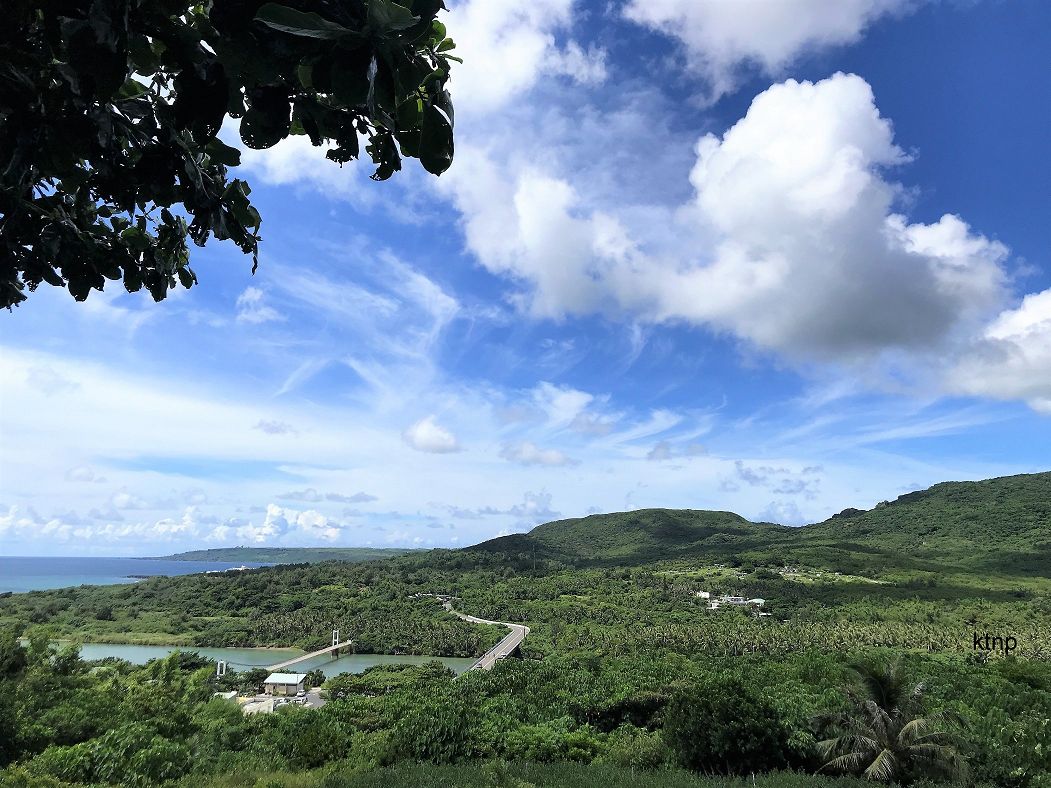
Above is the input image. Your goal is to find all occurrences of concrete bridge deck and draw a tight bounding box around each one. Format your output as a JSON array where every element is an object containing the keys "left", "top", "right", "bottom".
[
  {"left": 266, "top": 641, "right": 353, "bottom": 672},
  {"left": 441, "top": 600, "right": 530, "bottom": 672}
]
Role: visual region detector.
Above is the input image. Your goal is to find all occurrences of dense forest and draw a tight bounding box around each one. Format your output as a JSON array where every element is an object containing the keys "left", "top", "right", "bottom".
[{"left": 1, "top": 472, "right": 1049, "bottom": 786}]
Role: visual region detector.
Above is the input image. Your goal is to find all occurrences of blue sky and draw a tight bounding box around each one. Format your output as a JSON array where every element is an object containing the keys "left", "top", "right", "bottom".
[{"left": 2, "top": 0, "right": 1050, "bottom": 555}]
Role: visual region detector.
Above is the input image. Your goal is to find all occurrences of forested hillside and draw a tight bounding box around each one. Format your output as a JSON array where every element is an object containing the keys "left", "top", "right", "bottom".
[
  {"left": 1, "top": 472, "right": 1049, "bottom": 786},
  {"left": 471, "top": 471, "right": 1051, "bottom": 577}
]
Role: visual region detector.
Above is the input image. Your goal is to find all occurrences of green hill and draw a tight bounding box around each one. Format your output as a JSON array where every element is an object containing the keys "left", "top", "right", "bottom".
[
  {"left": 473, "top": 509, "right": 788, "bottom": 566},
  {"left": 801, "top": 471, "right": 1051, "bottom": 575},
  {"left": 469, "top": 472, "right": 1051, "bottom": 578},
  {"left": 158, "top": 546, "right": 420, "bottom": 563}
]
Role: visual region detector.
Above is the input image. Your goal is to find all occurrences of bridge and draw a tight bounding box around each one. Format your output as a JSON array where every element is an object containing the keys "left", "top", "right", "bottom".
[
  {"left": 261, "top": 601, "right": 528, "bottom": 676},
  {"left": 440, "top": 599, "right": 530, "bottom": 672},
  {"left": 266, "top": 636, "right": 353, "bottom": 672}
]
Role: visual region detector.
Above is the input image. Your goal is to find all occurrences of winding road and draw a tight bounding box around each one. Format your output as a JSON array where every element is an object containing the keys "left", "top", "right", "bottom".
[{"left": 441, "top": 599, "right": 530, "bottom": 671}]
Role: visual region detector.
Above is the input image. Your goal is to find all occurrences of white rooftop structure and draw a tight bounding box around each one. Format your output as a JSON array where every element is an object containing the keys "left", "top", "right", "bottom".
[
  {"left": 263, "top": 672, "right": 307, "bottom": 696},
  {"left": 265, "top": 672, "right": 307, "bottom": 684}
]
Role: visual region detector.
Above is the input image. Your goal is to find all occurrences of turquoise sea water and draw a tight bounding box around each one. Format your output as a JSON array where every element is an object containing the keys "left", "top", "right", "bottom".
[{"left": 0, "top": 556, "right": 270, "bottom": 593}]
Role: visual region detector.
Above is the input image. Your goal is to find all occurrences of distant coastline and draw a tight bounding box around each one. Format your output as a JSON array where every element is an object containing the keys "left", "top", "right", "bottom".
[{"left": 154, "top": 546, "right": 420, "bottom": 564}]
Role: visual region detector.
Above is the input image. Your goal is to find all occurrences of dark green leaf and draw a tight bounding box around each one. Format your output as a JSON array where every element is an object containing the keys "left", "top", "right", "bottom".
[
  {"left": 418, "top": 103, "right": 453, "bottom": 175},
  {"left": 255, "top": 4, "right": 354, "bottom": 39},
  {"left": 397, "top": 97, "right": 422, "bottom": 128},
  {"left": 116, "top": 79, "right": 149, "bottom": 100},
  {"left": 368, "top": 0, "right": 420, "bottom": 34},
  {"left": 205, "top": 138, "right": 243, "bottom": 167}
]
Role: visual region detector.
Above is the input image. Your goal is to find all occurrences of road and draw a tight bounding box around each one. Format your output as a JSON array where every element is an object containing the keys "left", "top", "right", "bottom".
[{"left": 442, "top": 600, "right": 530, "bottom": 672}]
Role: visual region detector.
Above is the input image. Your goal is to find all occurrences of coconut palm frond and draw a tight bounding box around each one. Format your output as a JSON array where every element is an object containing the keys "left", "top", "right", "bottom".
[
  {"left": 899, "top": 715, "right": 941, "bottom": 743},
  {"left": 863, "top": 748, "right": 900, "bottom": 782},
  {"left": 814, "top": 658, "right": 965, "bottom": 783},
  {"left": 820, "top": 750, "right": 873, "bottom": 774},
  {"left": 819, "top": 731, "right": 881, "bottom": 759}
]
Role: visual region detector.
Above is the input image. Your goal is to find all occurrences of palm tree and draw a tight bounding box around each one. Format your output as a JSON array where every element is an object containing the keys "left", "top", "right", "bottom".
[{"left": 816, "top": 657, "right": 966, "bottom": 784}]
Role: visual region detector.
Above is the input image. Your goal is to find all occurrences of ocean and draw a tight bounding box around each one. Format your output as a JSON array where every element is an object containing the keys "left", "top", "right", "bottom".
[{"left": 0, "top": 556, "right": 270, "bottom": 593}]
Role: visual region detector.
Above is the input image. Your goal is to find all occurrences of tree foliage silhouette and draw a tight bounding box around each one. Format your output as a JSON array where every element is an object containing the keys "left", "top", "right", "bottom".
[{"left": 0, "top": 0, "right": 457, "bottom": 308}]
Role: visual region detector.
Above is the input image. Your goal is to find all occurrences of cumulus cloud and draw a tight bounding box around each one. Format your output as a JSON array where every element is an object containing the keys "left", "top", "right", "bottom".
[
  {"left": 236, "top": 287, "right": 284, "bottom": 325},
  {"left": 229, "top": 503, "right": 343, "bottom": 543},
  {"left": 624, "top": 0, "right": 914, "bottom": 99},
  {"left": 500, "top": 441, "right": 578, "bottom": 467},
  {"left": 444, "top": 0, "right": 604, "bottom": 113},
  {"left": 403, "top": 415, "right": 461, "bottom": 453},
  {"left": 447, "top": 73, "right": 1009, "bottom": 364},
  {"left": 110, "top": 490, "right": 152, "bottom": 510},
  {"left": 0, "top": 504, "right": 222, "bottom": 545},
  {"left": 948, "top": 289, "right": 1051, "bottom": 413}
]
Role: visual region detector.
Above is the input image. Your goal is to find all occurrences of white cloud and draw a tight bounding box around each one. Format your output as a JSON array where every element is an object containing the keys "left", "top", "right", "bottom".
[
  {"left": 757, "top": 500, "right": 808, "bottom": 526},
  {"left": 507, "top": 490, "right": 560, "bottom": 523},
  {"left": 111, "top": 490, "right": 152, "bottom": 511},
  {"left": 446, "top": 73, "right": 1009, "bottom": 363},
  {"left": 624, "top": 0, "right": 913, "bottom": 99},
  {"left": 236, "top": 286, "right": 284, "bottom": 325},
  {"left": 674, "top": 74, "right": 1007, "bottom": 358},
  {"left": 445, "top": 0, "right": 602, "bottom": 113},
  {"left": 532, "top": 382, "right": 594, "bottom": 427},
  {"left": 546, "top": 40, "right": 608, "bottom": 85},
  {"left": 949, "top": 289, "right": 1051, "bottom": 413},
  {"left": 233, "top": 122, "right": 380, "bottom": 204},
  {"left": 500, "top": 441, "right": 578, "bottom": 467},
  {"left": 403, "top": 415, "right": 462, "bottom": 453}
]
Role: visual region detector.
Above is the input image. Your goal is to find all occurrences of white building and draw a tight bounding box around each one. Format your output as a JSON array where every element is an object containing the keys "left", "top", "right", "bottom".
[
  {"left": 263, "top": 672, "right": 307, "bottom": 696},
  {"left": 707, "top": 595, "right": 768, "bottom": 611}
]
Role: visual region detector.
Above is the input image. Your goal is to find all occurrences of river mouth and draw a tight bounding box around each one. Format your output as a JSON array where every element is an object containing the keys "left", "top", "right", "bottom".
[{"left": 72, "top": 642, "right": 476, "bottom": 677}]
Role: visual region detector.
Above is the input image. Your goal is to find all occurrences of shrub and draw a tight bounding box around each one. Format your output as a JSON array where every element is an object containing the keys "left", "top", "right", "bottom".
[
  {"left": 662, "top": 677, "right": 793, "bottom": 775},
  {"left": 502, "top": 720, "right": 604, "bottom": 764},
  {"left": 601, "top": 724, "right": 670, "bottom": 769},
  {"left": 391, "top": 693, "right": 476, "bottom": 764},
  {"left": 24, "top": 744, "right": 93, "bottom": 784}
]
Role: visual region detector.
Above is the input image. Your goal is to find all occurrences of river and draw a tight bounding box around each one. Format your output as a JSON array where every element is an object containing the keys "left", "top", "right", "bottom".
[{"left": 74, "top": 642, "right": 476, "bottom": 677}]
